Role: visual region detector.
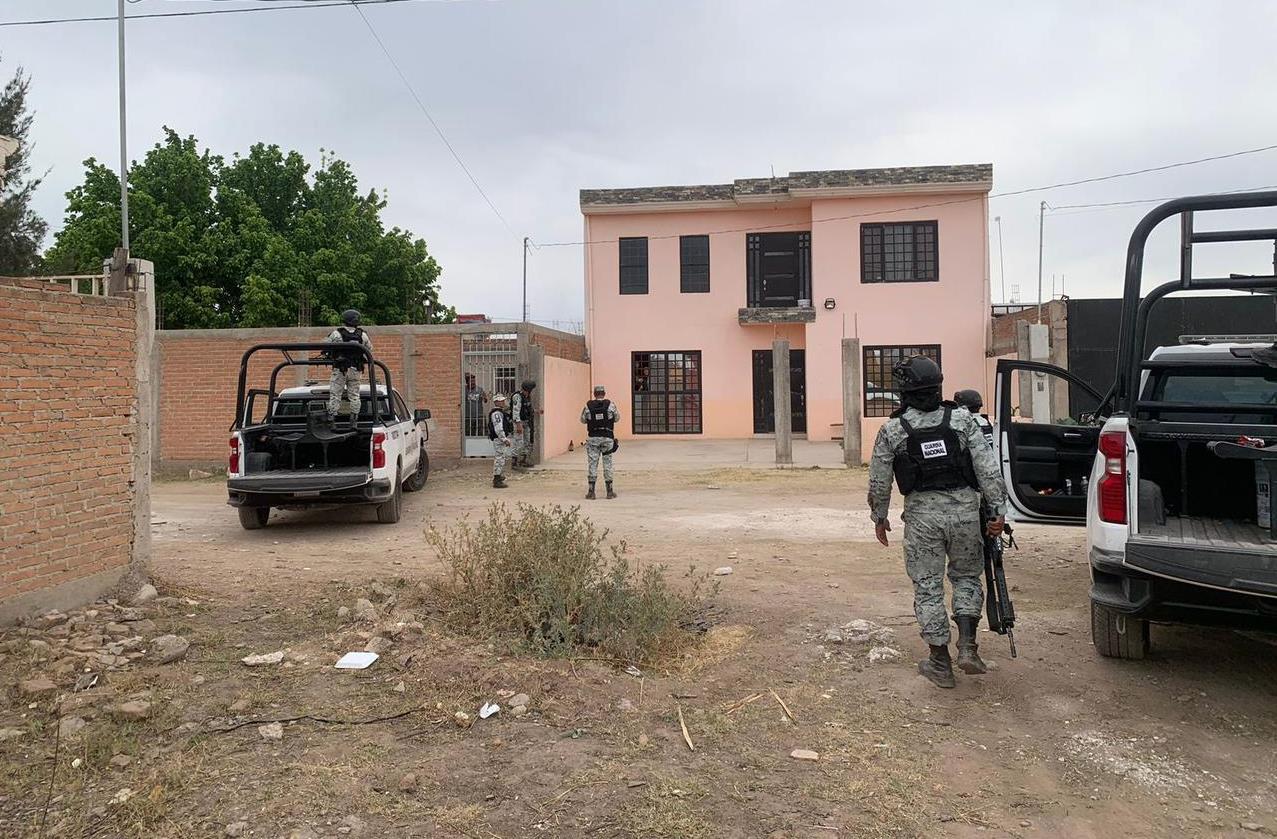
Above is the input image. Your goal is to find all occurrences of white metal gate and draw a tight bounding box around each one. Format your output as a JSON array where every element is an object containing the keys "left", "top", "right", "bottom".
[{"left": 461, "top": 333, "right": 519, "bottom": 457}]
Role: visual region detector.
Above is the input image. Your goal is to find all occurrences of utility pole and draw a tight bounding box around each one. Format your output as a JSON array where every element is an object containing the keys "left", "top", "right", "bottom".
[
  {"left": 521, "top": 236, "right": 529, "bottom": 322},
  {"left": 117, "top": 0, "right": 130, "bottom": 252},
  {"left": 994, "top": 215, "right": 1006, "bottom": 305},
  {"left": 1037, "top": 200, "right": 1046, "bottom": 322}
]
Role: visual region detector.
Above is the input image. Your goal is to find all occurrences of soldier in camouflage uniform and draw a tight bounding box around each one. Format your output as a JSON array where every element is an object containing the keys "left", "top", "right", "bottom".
[
  {"left": 510, "top": 380, "right": 538, "bottom": 468},
  {"left": 580, "top": 384, "right": 620, "bottom": 499},
  {"left": 867, "top": 356, "right": 1007, "bottom": 688},
  {"left": 324, "top": 309, "right": 374, "bottom": 426},
  {"left": 488, "top": 394, "right": 513, "bottom": 489}
]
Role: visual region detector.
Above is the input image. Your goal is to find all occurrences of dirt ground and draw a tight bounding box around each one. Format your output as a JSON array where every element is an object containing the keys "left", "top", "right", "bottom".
[{"left": 3, "top": 461, "right": 1277, "bottom": 838}]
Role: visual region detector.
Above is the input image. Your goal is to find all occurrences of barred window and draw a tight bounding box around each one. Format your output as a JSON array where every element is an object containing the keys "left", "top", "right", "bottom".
[
  {"left": 632, "top": 351, "right": 702, "bottom": 434},
  {"left": 680, "top": 235, "right": 710, "bottom": 293},
  {"left": 863, "top": 344, "right": 942, "bottom": 417},
  {"left": 619, "top": 237, "right": 649, "bottom": 294},
  {"left": 861, "top": 221, "right": 938, "bottom": 283}
]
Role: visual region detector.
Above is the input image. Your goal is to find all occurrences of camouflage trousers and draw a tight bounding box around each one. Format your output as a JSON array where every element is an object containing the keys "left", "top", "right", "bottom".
[
  {"left": 585, "top": 437, "right": 615, "bottom": 481},
  {"left": 514, "top": 424, "right": 532, "bottom": 462},
  {"left": 901, "top": 502, "right": 984, "bottom": 646},
  {"left": 492, "top": 437, "right": 514, "bottom": 477},
  {"left": 328, "top": 369, "right": 362, "bottom": 418}
]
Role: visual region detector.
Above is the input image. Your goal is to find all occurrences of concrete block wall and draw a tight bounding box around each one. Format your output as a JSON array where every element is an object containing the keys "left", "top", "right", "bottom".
[{"left": 0, "top": 279, "right": 140, "bottom": 616}]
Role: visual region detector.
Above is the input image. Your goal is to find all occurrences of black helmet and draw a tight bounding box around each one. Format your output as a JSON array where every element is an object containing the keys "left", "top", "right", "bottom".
[
  {"left": 521, "top": 379, "right": 536, "bottom": 391},
  {"left": 953, "top": 389, "right": 983, "bottom": 412},
  {"left": 341, "top": 309, "right": 361, "bottom": 327},
  {"left": 892, "top": 355, "right": 943, "bottom": 393}
]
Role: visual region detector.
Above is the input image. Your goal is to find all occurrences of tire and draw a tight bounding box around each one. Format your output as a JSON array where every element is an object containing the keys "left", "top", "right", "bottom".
[
  {"left": 238, "top": 506, "right": 270, "bottom": 530},
  {"left": 376, "top": 468, "right": 403, "bottom": 524},
  {"left": 403, "top": 445, "right": 429, "bottom": 492},
  {"left": 1091, "top": 600, "right": 1150, "bottom": 659}
]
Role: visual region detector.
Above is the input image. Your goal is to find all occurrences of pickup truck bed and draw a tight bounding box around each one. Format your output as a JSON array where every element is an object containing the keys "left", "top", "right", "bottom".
[
  {"left": 1137, "top": 516, "right": 1276, "bottom": 550},
  {"left": 228, "top": 467, "right": 372, "bottom": 494}
]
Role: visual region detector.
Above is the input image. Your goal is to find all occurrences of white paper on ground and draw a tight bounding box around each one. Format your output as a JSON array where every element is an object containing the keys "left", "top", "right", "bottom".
[
  {"left": 334, "top": 652, "right": 379, "bottom": 670},
  {"left": 479, "top": 702, "right": 500, "bottom": 719}
]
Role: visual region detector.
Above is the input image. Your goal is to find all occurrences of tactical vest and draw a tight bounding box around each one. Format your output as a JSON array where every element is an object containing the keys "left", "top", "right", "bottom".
[
  {"left": 974, "top": 414, "right": 996, "bottom": 450},
  {"left": 330, "top": 327, "right": 366, "bottom": 372},
  {"left": 487, "top": 408, "right": 511, "bottom": 441},
  {"left": 892, "top": 406, "right": 979, "bottom": 495},
  {"left": 586, "top": 399, "right": 615, "bottom": 438},
  {"left": 517, "top": 391, "right": 532, "bottom": 421}
]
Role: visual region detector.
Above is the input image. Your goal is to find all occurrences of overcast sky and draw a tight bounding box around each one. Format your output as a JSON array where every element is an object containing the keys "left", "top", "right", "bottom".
[{"left": 7, "top": 0, "right": 1277, "bottom": 327}]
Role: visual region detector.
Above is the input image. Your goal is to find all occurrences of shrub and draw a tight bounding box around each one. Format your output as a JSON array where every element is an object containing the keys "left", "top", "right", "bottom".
[{"left": 426, "top": 504, "right": 713, "bottom": 661}]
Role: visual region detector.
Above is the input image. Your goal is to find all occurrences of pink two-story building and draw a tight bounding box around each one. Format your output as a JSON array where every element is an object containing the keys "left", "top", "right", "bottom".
[{"left": 581, "top": 164, "right": 993, "bottom": 461}]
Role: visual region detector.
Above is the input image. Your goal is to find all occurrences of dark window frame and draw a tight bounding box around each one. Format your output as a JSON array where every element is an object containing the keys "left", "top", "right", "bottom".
[
  {"left": 631, "top": 350, "right": 703, "bottom": 434},
  {"left": 860, "top": 221, "right": 939, "bottom": 284},
  {"left": 680, "top": 235, "right": 711, "bottom": 293},
  {"left": 862, "top": 344, "right": 943, "bottom": 417},
  {"left": 619, "top": 236, "right": 649, "bottom": 295},
  {"left": 746, "top": 231, "right": 811, "bottom": 307}
]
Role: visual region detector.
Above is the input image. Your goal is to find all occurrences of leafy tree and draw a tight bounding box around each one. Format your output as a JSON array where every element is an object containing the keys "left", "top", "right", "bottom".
[
  {"left": 0, "top": 57, "right": 48, "bottom": 274},
  {"left": 45, "top": 129, "right": 449, "bottom": 328}
]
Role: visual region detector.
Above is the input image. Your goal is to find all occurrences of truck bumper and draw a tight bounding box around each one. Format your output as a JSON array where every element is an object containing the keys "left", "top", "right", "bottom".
[
  {"left": 228, "top": 479, "right": 393, "bottom": 509},
  {"left": 1090, "top": 547, "right": 1277, "bottom": 630}
]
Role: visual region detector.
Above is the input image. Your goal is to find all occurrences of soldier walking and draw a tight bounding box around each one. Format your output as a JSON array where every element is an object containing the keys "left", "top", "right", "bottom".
[
  {"left": 867, "top": 356, "right": 1007, "bottom": 688},
  {"left": 324, "top": 309, "right": 373, "bottom": 426},
  {"left": 953, "top": 389, "right": 995, "bottom": 449},
  {"left": 488, "top": 394, "right": 513, "bottom": 489},
  {"left": 581, "top": 384, "right": 619, "bottom": 499},
  {"left": 511, "top": 380, "right": 539, "bottom": 467}
]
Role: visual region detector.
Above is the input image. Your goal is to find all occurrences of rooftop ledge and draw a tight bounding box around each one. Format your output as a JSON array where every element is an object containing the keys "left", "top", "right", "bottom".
[{"left": 738, "top": 307, "right": 817, "bottom": 325}]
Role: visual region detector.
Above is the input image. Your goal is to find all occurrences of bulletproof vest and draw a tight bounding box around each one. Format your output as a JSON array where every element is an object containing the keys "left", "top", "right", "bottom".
[
  {"left": 330, "top": 327, "right": 366, "bottom": 372},
  {"left": 517, "top": 391, "right": 532, "bottom": 421},
  {"left": 586, "top": 399, "right": 615, "bottom": 438},
  {"left": 975, "top": 414, "right": 995, "bottom": 450},
  {"left": 892, "top": 406, "right": 979, "bottom": 495},
  {"left": 487, "top": 408, "right": 510, "bottom": 440}
]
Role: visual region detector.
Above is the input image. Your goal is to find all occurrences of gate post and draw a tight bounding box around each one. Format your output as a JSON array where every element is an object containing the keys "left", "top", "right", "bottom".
[
  {"left": 772, "top": 339, "right": 792, "bottom": 466},
  {"left": 842, "top": 337, "right": 862, "bottom": 466}
]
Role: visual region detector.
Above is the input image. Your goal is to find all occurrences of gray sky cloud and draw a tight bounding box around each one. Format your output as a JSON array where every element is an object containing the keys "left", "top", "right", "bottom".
[{"left": 8, "top": 0, "right": 1277, "bottom": 327}]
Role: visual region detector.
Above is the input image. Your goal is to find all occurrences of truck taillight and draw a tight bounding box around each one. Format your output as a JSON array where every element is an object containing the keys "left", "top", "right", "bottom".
[
  {"left": 1098, "top": 430, "right": 1127, "bottom": 525},
  {"left": 372, "top": 432, "right": 386, "bottom": 469},
  {"left": 229, "top": 436, "right": 240, "bottom": 474}
]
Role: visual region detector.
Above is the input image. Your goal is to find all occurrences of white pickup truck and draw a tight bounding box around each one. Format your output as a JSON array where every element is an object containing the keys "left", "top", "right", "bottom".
[
  {"left": 992, "top": 191, "right": 1277, "bottom": 659},
  {"left": 226, "top": 343, "right": 431, "bottom": 529}
]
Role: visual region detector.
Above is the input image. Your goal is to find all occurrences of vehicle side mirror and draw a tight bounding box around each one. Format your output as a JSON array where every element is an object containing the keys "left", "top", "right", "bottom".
[{"left": 414, "top": 409, "right": 431, "bottom": 424}]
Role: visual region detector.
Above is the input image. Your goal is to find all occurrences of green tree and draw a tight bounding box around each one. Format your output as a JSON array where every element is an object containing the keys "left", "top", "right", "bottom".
[
  {"left": 45, "top": 129, "right": 449, "bottom": 329},
  {"left": 0, "top": 57, "right": 48, "bottom": 274}
]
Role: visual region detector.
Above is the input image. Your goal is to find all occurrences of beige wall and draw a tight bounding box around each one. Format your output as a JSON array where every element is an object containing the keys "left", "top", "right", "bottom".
[{"left": 542, "top": 356, "right": 593, "bottom": 457}]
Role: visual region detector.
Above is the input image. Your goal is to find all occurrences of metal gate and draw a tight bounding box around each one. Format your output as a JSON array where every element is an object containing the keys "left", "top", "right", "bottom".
[{"left": 461, "top": 333, "right": 519, "bottom": 457}]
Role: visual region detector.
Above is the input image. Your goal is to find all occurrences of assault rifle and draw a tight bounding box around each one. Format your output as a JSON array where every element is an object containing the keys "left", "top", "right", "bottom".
[{"left": 982, "top": 513, "right": 1017, "bottom": 657}]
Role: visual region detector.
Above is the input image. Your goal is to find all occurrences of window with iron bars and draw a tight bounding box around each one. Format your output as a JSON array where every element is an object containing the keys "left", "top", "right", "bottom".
[
  {"left": 631, "top": 351, "right": 702, "bottom": 434},
  {"left": 863, "top": 344, "right": 942, "bottom": 417},
  {"left": 619, "top": 237, "right": 649, "bottom": 294},
  {"left": 861, "top": 221, "right": 938, "bottom": 283}
]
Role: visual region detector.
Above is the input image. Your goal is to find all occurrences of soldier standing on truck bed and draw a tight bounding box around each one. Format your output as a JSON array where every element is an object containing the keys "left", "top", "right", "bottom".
[
  {"left": 324, "top": 309, "right": 373, "bottom": 427},
  {"left": 581, "top": 384, "right": 620, "bottom": 500},
  {"left": 867, "top": 356, "right": 1007, "bottom": 689},
  {"left": 488, "top": 394, "right": 513, "bottom": 489}
]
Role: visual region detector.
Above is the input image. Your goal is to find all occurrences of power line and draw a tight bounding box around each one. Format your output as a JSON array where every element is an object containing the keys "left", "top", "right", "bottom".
[
  {"left": 1045, "top": 184, "right": 1277, "bottom": 214},
  {"left": 0, "top": 0, "right": 421, "bottom": 28},
  {"left": 350, "top": 1, "right": 518, "bottom": 239},
  {"left": 532, "top": 143, "right": 1277, "bottom": 247}
]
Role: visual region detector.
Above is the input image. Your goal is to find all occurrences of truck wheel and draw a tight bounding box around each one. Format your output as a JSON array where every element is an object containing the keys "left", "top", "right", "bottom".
[
  {"left": 238, "top": 506, "right": 270, "bottom": 530},
  {"left": 404, "top": 445, "right": 429, "bottom": 492},
  {"left": 376, "top": 470, "right": 403, "bottom": 524},
  {"left": 1091, "top": 600, "right": 1150, "bottom": 659}
]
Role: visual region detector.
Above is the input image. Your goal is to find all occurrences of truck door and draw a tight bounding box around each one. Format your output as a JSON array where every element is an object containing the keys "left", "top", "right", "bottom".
[{"left": 994, "top": 359, "right": 1105, "bottom": 525}]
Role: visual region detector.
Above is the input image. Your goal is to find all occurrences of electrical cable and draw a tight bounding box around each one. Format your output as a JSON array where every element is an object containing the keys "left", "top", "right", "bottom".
[{"left": 0, "top": 0, "right": 421, "bottom": 27}]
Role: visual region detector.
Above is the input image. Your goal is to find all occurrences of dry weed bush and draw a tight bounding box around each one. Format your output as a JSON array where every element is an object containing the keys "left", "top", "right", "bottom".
[{"left": 426, "top": 504, "right": 714, "bottom": 661}]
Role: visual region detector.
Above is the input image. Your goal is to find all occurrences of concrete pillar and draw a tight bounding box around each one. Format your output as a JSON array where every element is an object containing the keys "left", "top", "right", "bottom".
[
  {"left": 1028, "top": 323, "right": 1051, "bottom": 422},
  {"left": 401, "top": 331, "right": 417, "bottom": 409},
  {"left": 127, "top": 258, "right": 155, "bottom": 591},
  {"left": 1016, "top": 321, "right": 1032, "bottom": 419},
  {"left": 530, "top": 345, "right": 545, "bottom": 466},
  {"left": 772, "top": 339, "right": 792, "bottom": 465},
  {"left": 841, "top": 337, "right": 862, "bottom": 466}
]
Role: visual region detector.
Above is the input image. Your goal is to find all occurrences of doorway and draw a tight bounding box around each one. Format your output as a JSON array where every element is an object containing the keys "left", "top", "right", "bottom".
[
  {"left": 461, "top": 332, "right": 518, "bottom": 457},
  {"left": 752, "top": 349, "right": 806, "bottom": 434}
]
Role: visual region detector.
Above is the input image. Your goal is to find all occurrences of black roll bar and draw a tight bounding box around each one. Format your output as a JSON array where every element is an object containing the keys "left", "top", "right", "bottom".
[
  {"left": 231, "top": 342, "right": 393, "bottom": 431},
  {"left": 1112, "top": 191, "right": 1277, "bottom": 413}
]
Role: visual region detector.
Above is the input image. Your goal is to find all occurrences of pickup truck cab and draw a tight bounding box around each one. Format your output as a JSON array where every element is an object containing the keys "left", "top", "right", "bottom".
[
  {"left": 993, "top": 191, "right": 1277, "bottom": 659},
  {"left": 226, "top": 343, "right": 432, "bottom": 529}
]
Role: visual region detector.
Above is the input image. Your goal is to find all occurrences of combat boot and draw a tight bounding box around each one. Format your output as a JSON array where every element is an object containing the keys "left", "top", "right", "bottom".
[
  {"left": 918, "top": 644, "right": 956, "bottom": 689},
  {"left": 606, "top": 481, "right": 617, "bottom": 500},
  {"left": 955, "top": 616, "right": 987, "bottom": 675},
  {"left": 492, "top": 475, "right": 507, "bottom": 489},
  {"left": 585, "top": 481, "right": 596, "bottom": 500}
]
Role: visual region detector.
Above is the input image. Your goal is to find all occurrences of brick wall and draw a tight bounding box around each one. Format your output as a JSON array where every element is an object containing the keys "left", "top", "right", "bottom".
[
  {"left": 0, "top": 279, "right": 139, "bottom": 605},
  {"left": 991, "top": 300, "right": 1067, "bottom": 356},
  {"left": 530, "top": 327, "right": 588, "bottom": 363}
]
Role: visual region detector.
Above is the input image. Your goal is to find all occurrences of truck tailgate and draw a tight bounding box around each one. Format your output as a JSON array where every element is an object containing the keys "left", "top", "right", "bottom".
[
  {"left": 227, "top": 467, "right": 372, "bottom": 494},
  {"left": 1128, "top": 516, "right": 1277, "bottom": 596}
]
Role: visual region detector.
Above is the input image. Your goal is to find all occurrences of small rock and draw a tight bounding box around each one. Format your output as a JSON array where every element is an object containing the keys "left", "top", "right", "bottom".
[
  {"left": 131, "top": 584, "right": 159, "bottom": 605},
  {"left": 352, "top": 598, "right": 378, "bottom": 623},
  {"left": 19, "top": 677, "right": 58, "bottom": 698},
  {"left": 1240, "top": 824, "right": 1264, "bottom": 833},
  {"left": 116, "top": 607, "right": 145, "bottom": 621},
  {"left": 453, "top": 711, "right": 472, "bottom": 728},
  {"left": 150, "top": 634, "right": 190, "bottom": 665},
  {"left": 27, "top": 639, "right": 52, "bottom": 656},
  {"left": 337, "top": 606, "right": 351, "bottom": 620},
  {"left": 1020, "top": 820, "right": 1032, "bottom": 828},
  {"left": 823, "top": 630, "right": 844, "bottom": 644},
  {"left": 229, "top": 698, "right": 251, "bottom": 713},
  {"left": 110, "top": 700, "right": 152, "bottom": 721},
  {"left": 286, "top": 829, "right": 318, "bottom": 839},
  {"left": 398, "top": 772, "right": 419, "bottom": 792},
  {"left": 70, "top": 634, "right": 106, "bottom": 652},
  {"left": 509, "top": 693, "right": 531, "bottom": 708},
  {"left": 713, "top": 566, "right": 733, "bottom": 576},
  {"left": 225, "top": 822, "right": 248, "bottom": 838},
  {"left": 258, "top": 722, "right": 284, "bottom": 741},
  {"left": 58, "top": 716, "right": 88, "bottom": 738},
  {"left": 727, "top": 551, "right": 738, "bottom": 559},
  {"left": 637, "top": 733, "right": 649, "bottom": 746},
  {"left": 392, "top": 681, "right": 406, "bottom": 693},
  {"left": 364, "top": 636, "right": 393, "bottom": 655},
  {"left": 189, "top": 468, "right": 214, "bottom": 480},
  {"left": 868, "top": 646, "right": 903, "bottom": 664},
  {"left": 32, "top": 611, "right": 69, "bottom": 629},
  {"left": 510, "top": 705, "right": 527, "bottom": 717},
  {"left": 241, "top": 651, "right": 284, "bottom": 667},
  {"left": 71, "top": 757, "right": 84, "bottom": 769},
  {"left": 110, "top": 787, "right": 136, "bottom": 806},
  {"left": 104, "top": 622, "right": 130, "bottom": 637},
  {"left": 109, "top": 754, "right": 134, "bottom": 769},
  {"left": 617, "top": 698, "right": 636, "bottom": 712},
  {"left": 790, "top": 749, "right": 820, "bottom": 761}
]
